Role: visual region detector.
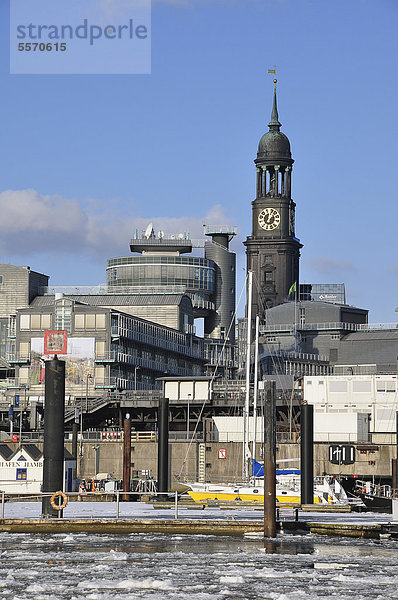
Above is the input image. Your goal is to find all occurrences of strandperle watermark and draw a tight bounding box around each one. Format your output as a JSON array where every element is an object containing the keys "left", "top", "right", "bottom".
[
  {"left": 16, "top": 19, "right": 148, "bottom": 46},
  {"left": 10, "top": 0, "right": 151, "bottom": 75}
]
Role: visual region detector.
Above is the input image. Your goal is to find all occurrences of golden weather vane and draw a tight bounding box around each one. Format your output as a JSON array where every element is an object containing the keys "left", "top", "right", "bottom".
[{"left": 268, "top": 66, "right": 277, "bottom": 89}]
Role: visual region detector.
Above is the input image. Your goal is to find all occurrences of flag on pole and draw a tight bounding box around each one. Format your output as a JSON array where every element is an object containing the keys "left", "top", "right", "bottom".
[{"left": 288, "top": 282, "right": 296, "bottom": 296}]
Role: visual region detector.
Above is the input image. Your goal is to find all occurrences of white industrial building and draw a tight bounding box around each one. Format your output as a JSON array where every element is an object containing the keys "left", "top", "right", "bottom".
[
  {"left": 304, "top": 375, "right": 398, "bottom": 444},
  {"left": 0, "top": 444, "right": 76, "bottom": 494}
]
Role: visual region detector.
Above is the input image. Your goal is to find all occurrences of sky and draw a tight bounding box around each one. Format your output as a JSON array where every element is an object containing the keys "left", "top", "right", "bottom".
[{"left": 0, "top": 0, "right": 397, "bottom": 323}]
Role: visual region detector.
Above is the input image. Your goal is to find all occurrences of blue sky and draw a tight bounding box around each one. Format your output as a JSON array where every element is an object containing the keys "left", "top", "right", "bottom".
[{"left": 0, "top": 0, "right": 397, "bottom": 323}]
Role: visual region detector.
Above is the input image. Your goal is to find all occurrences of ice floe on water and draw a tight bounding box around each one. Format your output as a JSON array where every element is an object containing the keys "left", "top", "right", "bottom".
[
  {"left": 0, "top": 533, "right": 398, "bottom": 599},
  {"left": 1, "top": 504, "right": 398, "bottom": 598},
  {"left": 100, "top": 549, "right": 128, "bottom": 561}
]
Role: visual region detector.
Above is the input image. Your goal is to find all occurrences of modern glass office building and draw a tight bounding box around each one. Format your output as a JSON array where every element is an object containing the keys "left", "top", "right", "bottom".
[
  {"left": 106, "top": 227, "right": 237, "bottom": 377},
  {"left": 107, "top": 255, "right": 215, "bottom": 297}
]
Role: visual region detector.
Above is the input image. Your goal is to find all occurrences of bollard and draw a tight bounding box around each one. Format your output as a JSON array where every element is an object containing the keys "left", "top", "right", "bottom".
[
  {"left": 157, "top": 398, "right": 169, "bottom": 501},
  {"left": 300, "top": 403, "right": 314, "bottom": 505},
  {"left": 42, "top": 356, "right": 66, "bottom": 518}
]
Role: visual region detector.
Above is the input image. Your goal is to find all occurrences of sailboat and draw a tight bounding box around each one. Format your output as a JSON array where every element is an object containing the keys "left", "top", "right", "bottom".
[
  {"left": 186, "top": 459, "right": 342, "bottom": 504},
  {"left": 186, "top": 273, "right": 343, "bottom": 505}
]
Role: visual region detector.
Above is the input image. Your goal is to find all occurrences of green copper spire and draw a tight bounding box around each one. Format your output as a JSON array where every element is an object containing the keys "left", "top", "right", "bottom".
[{"left": 268, "top": 79, "right": 281, "bottom": 131}]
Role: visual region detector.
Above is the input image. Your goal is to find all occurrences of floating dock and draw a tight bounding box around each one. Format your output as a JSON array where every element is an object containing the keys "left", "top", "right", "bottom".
[
  {"left": 0, "top": 518, "right": 264, "bottom": 536},
  {"left": 0, "top": 517, "right": 397, "bottom": 539}
]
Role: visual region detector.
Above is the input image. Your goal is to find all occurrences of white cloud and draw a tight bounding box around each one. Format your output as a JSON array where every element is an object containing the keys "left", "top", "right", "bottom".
[
  {"left": 307, "top": 256, "right": 356, "bottom": 274},
  {"left": 0, "top": 189, "right": 234, "bottom": 260}
]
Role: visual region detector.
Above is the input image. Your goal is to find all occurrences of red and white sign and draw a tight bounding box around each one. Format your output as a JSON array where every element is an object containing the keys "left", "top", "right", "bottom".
[
  {"left": 44, "top": 330, "right": 67, "bottom": 355},
  {"left": 12, "top": 434, "right": 18, "bottom": 443},
  {"left": 218, "top": 448, "right": 227, "bottom": 460}
]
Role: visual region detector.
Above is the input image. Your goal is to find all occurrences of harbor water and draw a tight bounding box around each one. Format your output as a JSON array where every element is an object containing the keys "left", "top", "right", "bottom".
[{"left": 1, "top": 503, "right": 398, "bottom": 599}]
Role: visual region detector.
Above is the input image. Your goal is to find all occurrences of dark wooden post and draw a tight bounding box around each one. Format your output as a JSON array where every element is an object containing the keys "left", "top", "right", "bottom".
[
  {"left": 264, "top": 381, "right": 276, "bottom": 539},
  {"left": 300, "top": 403, "right": 314, "bottom": 504}
]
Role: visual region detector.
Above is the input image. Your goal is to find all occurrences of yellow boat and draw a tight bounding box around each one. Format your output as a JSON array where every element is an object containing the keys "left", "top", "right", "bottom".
[{"left": 187, "top": 481, "right": 331, "bottom": 504}]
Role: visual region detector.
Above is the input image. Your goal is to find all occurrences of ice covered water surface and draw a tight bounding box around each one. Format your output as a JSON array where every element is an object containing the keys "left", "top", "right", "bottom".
[{"left": 0, "top": 532, "right": 398, "bottom": 599}]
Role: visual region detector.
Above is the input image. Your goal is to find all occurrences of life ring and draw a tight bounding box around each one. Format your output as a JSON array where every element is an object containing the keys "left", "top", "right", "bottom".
[{"left": 50, "top": 490, "right": 68, "bottom": 510}]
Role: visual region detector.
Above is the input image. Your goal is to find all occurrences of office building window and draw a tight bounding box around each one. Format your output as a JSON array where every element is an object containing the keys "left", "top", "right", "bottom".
[
  {"left": 19, "top": 314, "right": 51, "bottom": 330},
  {"left": 74, "top": 313, "right": 106, "bottom": 330},
  {"left": 20, "top": 315, "right": 30, "bottom": 330}
]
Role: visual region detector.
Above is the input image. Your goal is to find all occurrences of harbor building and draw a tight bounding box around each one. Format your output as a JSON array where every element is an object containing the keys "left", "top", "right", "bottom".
[
  {"left": 0, "top": 295, "right": 206, "bottom": 430},
  {"left": 257, "top": 300, "right": 398, "bottom": 378},
  {"left": 0, "top": 263, "right": 49, "bottom": 381},
  {"left": 106, "top": 224, "right": 237, "bottom": 378},
  {"left": 0, "top": 223, "right": 238, "bottom": 431},
  {"left": 304, "top": 374, "right": 398, "bottom": 445},
  {"left": 0, "top": 443, "right": 75, "bottom": 494}
]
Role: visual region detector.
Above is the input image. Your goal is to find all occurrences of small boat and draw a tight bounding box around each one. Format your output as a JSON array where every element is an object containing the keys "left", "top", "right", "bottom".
[{"left": 354, "top": 479, "right": 394, "bottom": 512}]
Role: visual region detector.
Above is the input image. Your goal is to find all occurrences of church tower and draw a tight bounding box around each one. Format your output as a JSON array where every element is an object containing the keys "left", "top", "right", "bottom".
[{"left": 244, "top": 80, "right": 302, "bottom": 318}]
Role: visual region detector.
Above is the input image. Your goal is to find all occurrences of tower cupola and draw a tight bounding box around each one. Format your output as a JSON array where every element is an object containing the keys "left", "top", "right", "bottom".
[{"left": 257, "top": 82, "right": 292, "bottom": 162}]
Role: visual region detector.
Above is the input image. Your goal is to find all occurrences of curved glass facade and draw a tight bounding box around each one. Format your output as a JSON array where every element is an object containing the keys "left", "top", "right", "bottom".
[{"left": 106, "top": 256, "right": 215, "bottom": 293}]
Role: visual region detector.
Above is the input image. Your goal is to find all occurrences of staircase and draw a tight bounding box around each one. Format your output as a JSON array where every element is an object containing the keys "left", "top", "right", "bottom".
[{"left": 64, "top": 393, "right": 116, "bottom": 423}]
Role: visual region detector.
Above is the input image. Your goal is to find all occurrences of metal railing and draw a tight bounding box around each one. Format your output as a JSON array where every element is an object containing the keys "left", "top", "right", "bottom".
[
  {"left": 5, "top": 353, "right": 31, "bottom": 364},
  {"left": 205, "top": 225, "right": 237, "bottom": 235},
  {"left": 358, "top": 322, "right": 398, "bottom": 330},
  {"left": 12, "top": 429, "right": 297, "bottom": 445},
  {"left": 261, "top": 321, "right": 398, "bottom": 333},
  {"left": 259, "top": 350, "right": 329, "bottom": 363},
  {"left": 1, "top": 379, "right": 30, "bottom": 389}
]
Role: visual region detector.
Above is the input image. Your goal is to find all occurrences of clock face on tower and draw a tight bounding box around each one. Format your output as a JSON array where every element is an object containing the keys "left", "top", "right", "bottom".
[{"left": 258, "top": 207, "right": 280, "bottom": 231}]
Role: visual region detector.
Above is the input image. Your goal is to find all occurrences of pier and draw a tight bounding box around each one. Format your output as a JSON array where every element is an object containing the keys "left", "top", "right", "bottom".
[{"left": 0, "top": 499, "right": 397, "bottom": 539}]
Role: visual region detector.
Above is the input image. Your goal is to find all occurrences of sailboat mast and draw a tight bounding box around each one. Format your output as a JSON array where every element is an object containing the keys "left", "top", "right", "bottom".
[
  {"left": 252, "top": 314, "right": 259, "bottom": 464},
  {"left": 243, "top": 270, "right": 253, "bottom": 480}
]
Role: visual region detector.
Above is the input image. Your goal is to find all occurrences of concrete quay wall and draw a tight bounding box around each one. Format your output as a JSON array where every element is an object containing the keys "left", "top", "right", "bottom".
[
  {"left": 3, "top": 440, "right": 395, "bottom": 484},
  {"left": 66, "top": 440, "right": 397, "bottom": 483}
]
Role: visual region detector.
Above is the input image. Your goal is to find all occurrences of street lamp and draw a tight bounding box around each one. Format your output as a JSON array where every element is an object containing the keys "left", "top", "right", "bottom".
[
  {"left": 85, "top": 373, "right": 93, "bottom": 413},
  {"left": 79, "top": 373, "right": 93, "bottom": 475}
]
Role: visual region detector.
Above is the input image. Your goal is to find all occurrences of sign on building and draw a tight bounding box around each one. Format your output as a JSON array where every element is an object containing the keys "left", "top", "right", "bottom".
[
  {"left": 329, "top": 445, "right": 355, "bottom": 465},
  {"left": 44, "top": 330, "right": 68, "bottom": 355}
]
